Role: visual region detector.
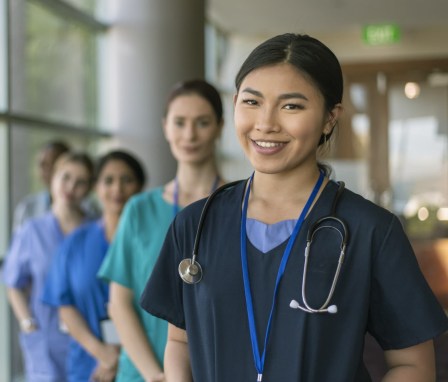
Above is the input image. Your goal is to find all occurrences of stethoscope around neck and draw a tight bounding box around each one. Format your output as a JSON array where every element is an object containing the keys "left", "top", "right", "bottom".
[
  {"left": 178, "top": 178, "right": 349, "bottom": 315},
  {"left": 289, "top": 181, "right": 348, "bottom": 314},
  {"left": 178, "top": 180, "right": 241, "bottom": 284}
]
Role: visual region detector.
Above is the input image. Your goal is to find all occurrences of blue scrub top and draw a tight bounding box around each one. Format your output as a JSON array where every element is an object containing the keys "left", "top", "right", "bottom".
[
  {"left": 2, "top": 212, "right": 70, "bottom": 382},
  {"left": 42, "top": 219, "right": 110, "bottom": 382}
]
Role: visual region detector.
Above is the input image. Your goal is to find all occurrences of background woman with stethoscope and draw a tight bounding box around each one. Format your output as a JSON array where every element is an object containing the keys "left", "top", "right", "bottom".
[
  {"left": 98, "top": 79, "right": 226, "bottom": 382},
  {"left": 141, "top": 34, "right": 448, "bottom": 382}
]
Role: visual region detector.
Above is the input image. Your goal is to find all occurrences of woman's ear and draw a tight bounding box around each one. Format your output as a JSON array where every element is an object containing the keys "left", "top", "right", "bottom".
[{"left": 324, "top": 103, "right": 344, "bottom": 135}]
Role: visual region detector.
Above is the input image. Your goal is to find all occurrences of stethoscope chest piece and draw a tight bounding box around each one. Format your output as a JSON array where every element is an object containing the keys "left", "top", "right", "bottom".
[{"left": 179, "top": 258, "right": 203, "bottom": 284}]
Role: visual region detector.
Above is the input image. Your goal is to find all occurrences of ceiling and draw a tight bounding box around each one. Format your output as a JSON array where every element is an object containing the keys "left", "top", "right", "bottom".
[{"left": 207, "top": 0, "right": 448, "bottom": 38}]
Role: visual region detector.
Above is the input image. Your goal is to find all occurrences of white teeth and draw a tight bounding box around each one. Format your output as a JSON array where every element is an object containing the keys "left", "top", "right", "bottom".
[{"left": 255, "top": 141, "right": 282, "bottom": 148}]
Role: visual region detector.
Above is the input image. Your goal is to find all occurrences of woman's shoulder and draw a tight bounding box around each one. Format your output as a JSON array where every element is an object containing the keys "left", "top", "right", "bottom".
[
  {"left": 66, "top": 219, "right": 100, "bottom": 241},
  {"left": 120, "top": 187, "right": 165, "bottom": 213},
  {"left": 175, "top": 179, "right": 247, "bottom": 225},
  {"left": 329, "top": 181, "right": 397, "bottom": 228},
  {"left": 128, "top": 187, "right": 162, "bottom": 204},
  {"left": 17, "top": 211, "right": 54, "bottom": 233}
]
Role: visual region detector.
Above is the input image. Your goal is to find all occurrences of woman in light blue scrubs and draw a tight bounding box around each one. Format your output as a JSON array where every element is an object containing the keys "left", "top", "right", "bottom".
[
  {"left": 42, "top": 150, "right": 146, "bottom": 382},
  {"left": 3, "top": 152, "right": 94, "bottom": 382}
]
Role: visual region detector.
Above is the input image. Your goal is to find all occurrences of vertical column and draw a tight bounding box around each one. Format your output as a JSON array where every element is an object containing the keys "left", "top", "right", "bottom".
[
  {"left": 105, "top": 0, "right": 206, "bottom": 186},
  {"left": 0, "top": 0, "right": 11, "bottom": 379},
  {"left": 367, "top": 73, "right": 391, "bottom": 207}
]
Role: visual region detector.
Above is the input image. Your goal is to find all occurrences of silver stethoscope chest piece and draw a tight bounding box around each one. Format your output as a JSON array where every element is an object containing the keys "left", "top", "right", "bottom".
[
  {"left": 178, "top": 180, "right": 241, "bottom": 285},
  {"left": 179, "top": 257, "right": 203, "bottom": 284}
]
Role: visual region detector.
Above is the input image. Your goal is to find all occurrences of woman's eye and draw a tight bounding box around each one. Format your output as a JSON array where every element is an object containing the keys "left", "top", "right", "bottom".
[
  {"left": 242, "top": 99, "right": 258, "bottom": 106},
  {"left": 196, "top": 119, "right": 211, "bottom": 128},
  {"left": 61, "top": 173, "right": 71, "bottom": 182},
  {"left": 121, "top": 175, "right": 136, "bottom": 184},
  {"left": 283, "top": 103, "right": 305, "bottom": 110},
  {"left": 174, "top": 119, "right": 185, "bottom": 127},
  {"left": 103, "top": 176, "right": 114, "bottom": 185}
]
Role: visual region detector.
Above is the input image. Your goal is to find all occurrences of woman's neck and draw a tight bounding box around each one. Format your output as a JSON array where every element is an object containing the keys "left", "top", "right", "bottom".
[
  {"left": 51, "top": 202, "right": 85, "bottom": 234},
  {"left": 102, "top": 212, "right": 120, "bottom": 242},
  {"left": 247, "top": 165, "right": 326, "bottom": 223},
  {"left": 165, "top": 161, "right": 221, "bottom": 206}
]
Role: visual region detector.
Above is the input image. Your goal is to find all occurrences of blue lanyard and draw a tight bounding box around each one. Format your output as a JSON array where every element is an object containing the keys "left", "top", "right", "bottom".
[
  {"left": 173, "top": 175, "right": 220, "bottom": 216},
  {"left": 240, "top": 171, "right": 324, "bottom": 381}
]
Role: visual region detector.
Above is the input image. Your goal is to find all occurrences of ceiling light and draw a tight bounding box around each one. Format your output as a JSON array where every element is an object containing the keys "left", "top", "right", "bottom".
[
  {"left": 404, "top": 82, "right": 420, "bottom": 99},
  {"left": 437, "top": 207, "right": 448, "bottom": 221},
  {"left": 417, "top": 207, "right": 429, "bottom": 221}
]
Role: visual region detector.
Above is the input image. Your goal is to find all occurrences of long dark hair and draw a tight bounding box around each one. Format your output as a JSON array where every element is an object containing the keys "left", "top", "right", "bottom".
[
  {"left": 95, "top": 150, "right": 146, "bottom": 189},
  {"left": 164, "top": 79, "right": 223, "bottom": 123}
]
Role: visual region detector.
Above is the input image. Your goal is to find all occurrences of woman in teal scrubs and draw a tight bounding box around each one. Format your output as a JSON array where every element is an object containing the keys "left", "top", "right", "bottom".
[{"left": 98, "top": 79, "right": 226, "bottom": 382}]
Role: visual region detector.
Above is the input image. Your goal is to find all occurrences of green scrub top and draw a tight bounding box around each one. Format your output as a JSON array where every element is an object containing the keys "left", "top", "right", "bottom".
[{"left": 98, "top": 187, "right": 173, "bottom": 382}]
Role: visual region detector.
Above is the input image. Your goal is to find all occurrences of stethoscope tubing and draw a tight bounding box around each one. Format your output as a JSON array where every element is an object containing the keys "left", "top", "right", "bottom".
[{"left": 180, "top": 178, "right": 350, "bottom": 318}]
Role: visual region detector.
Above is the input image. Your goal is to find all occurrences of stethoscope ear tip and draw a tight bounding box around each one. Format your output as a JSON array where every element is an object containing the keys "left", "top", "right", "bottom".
[
  {"left": 289, "top": 300, "right": 300, "bottom": 309},
  {"left": 327, "top": 305, "right": 338, "bottom": 314}
]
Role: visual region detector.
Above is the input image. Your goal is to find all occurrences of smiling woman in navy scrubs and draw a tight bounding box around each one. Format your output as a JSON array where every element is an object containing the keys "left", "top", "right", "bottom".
[{"left": 140, "top": 33, "right": 448, "bottom": 382}]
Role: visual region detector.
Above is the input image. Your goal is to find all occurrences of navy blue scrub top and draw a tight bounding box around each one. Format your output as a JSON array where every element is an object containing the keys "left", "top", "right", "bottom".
[{"left": 141, "top": 180, "right": 448, "bottom": 382}]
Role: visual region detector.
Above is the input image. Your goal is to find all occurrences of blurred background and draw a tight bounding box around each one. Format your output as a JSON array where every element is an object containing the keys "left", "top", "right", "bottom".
[{"left": 0, "top": 0, "right": 447, "bottom": 380}]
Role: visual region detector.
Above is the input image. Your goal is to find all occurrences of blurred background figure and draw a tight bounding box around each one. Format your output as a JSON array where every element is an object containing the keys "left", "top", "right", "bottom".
[
  {"left": 13, "top": 140, "right": 69, "bottom": 230},
  {"left": 98, "top": 79, "right": 226, "bottom": 382},
  {"left": 2, "top": 152, "right": 94, "bottom": 382},
  {"left": 42, "top": 150, "right": 146, "bottom": 382}
]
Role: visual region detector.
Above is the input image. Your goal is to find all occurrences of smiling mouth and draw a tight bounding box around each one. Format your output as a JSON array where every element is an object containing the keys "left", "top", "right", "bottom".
[{"left": 253, "top": 140, "right": 285, "bottom": 148}]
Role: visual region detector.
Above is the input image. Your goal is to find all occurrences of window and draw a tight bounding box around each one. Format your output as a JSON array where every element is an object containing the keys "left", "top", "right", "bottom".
[{"left": 0, "top": 1, "right": 110, "bottom": 380}]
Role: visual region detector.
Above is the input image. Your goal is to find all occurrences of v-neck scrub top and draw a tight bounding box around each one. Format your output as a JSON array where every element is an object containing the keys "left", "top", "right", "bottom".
[
  {"left": 42, "top": 220, "right": 109, "bottom": 382},
  {"left": 2, "top": 212, "right": 70, "bottom": 382},
  {"left": 97, "top": 188, "right": 173, "bottom": 382},
  {"left": 140, "top": 181, "right": 448, "bottom": 382}
]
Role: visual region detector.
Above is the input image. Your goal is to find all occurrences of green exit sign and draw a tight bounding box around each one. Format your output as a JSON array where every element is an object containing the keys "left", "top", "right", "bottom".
[{"left": 362, "top": 24, "right": 401, "bottom": 45}]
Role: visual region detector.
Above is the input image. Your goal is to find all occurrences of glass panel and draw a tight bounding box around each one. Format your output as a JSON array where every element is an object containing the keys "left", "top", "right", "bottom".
[
  {"left": 0, "top": 123, "right": 7, "bottom": 257},
  {"left": 389, "top": 82, "right": 448, "bottom": 239},
  {"left": 389, "top": 81, "right": 448, "bottom": 311},
  {"left": 10, "top": 1, "right": 99, "bottom": 127},
  {"left": 328, "top": 82, "right": 371, "bottom": 197},
  {"left": 0, "top": 0, "right": 7, "bottom": 112},
  {"left": 63, "top": 0, "right": 98, "bottom": 15},
  {"left": 0, "top": 122, "right": 10, "bottom": 382}
]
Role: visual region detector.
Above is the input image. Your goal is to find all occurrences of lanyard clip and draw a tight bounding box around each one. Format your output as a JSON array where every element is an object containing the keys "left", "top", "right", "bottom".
[{"left": 257, "top": 374, "right": 263, "bottom": 381}]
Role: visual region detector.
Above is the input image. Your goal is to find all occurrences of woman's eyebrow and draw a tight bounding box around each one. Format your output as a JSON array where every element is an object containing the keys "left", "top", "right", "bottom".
[
  {"left": 241, "top": 87, "right": 308, "bottom": 101},
  {"left": 241, "top": 87, "right": 262, "bottom": 97},
  {"left": 278, "top": 92, "right": 308, "bottom": 101}
]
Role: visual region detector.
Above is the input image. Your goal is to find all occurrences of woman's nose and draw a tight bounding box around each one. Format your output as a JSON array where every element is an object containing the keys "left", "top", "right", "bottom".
[
  {"left": 184, "top": 123, "right": 197, "bottom": 139},
  {"left": 255, "top": 107, "right": 279, "bottom": 133}
]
